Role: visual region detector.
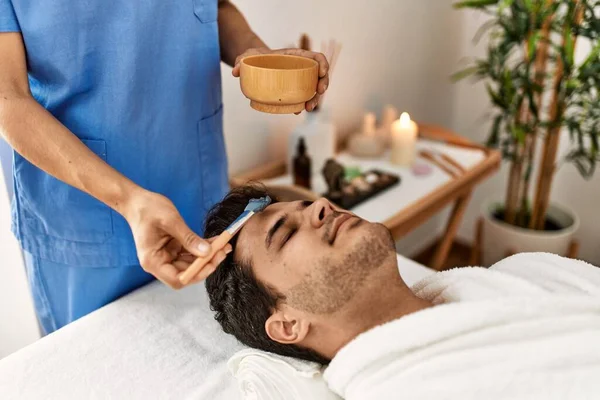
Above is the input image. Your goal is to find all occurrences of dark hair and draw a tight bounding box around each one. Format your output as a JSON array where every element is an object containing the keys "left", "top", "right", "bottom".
[{"left": 204, "top": 184, "right": 329, "bottom": 364}]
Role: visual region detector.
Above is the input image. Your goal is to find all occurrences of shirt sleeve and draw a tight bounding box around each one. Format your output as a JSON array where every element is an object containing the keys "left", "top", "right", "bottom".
[{"left": 0, "top": 0, "right": 21, "bottom": 32}]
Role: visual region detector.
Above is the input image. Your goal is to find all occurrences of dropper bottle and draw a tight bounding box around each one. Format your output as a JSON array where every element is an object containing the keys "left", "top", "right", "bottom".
[{"left": 293, "top": 137, "right": 312, "bottom": 190}]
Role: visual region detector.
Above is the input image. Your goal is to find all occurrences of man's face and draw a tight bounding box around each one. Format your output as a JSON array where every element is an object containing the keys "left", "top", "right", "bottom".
[{"left": 236, "top": 198, "right": 396, "bottom": 315}]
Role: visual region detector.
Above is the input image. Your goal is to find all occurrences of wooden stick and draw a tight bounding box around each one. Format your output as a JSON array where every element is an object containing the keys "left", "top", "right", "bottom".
[
  {"left": 518, "top": 4, "right": 554, "bottom": 227},
  {"left": 331, "top": 43, "right": 342, "bottom": 75},
  {"left": 179, "top": 229, "right": 233, "bottom": 285},
  {"left": 440, "top": 153, "right": 466, "bottom": 173},
  {"left": 299, "top": 33, "right": 311, "bottom": 51},
  {"left": 319, "top": 39, "right": 341, "bottom": 108},
  {"left": 567, "top": 240, "right": 580, "bottom": 259},
  {"left": 531, "top": 1, "right": 584, "bottom": 230},
  {"left": 418, "top": 125, "right": 486, "bottom": 151},
  {"left": 506, "top": 16, "right": 539, "bottom": 226},
  {"left": 508, "top": 1, "right": 554, "bottom": 226},
  {"left": 420, "top": 150, "right": 460, "bottom": 178}
]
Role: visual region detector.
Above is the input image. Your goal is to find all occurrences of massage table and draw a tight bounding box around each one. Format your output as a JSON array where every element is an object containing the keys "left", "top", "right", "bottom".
[{"left": 0, "top": 254, "right": 434, "bottom": 399}]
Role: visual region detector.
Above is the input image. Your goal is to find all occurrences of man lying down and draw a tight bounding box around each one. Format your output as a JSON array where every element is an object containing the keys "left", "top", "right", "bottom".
[{"left": 203, "top": 185, "right": 600, "bottom": 399}]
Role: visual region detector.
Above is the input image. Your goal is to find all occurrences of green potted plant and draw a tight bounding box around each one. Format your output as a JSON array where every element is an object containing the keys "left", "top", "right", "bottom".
[{"left": 454, "top": 0, "right": 599, "bottom": 264}]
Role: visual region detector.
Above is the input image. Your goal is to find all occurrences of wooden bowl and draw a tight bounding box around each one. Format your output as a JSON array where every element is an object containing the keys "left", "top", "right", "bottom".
[{"left": 240, "top": 54, "right": 319, "bottom": 114}]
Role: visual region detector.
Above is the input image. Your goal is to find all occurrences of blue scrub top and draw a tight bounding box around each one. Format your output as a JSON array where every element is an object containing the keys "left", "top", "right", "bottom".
[{"left": 1, "top": 0, "right": 229, "bottom": 267}]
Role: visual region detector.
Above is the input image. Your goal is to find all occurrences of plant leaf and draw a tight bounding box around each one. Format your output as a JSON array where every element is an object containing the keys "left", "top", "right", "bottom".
[
  {"left": 473, "top": 18, "right": 498, "bottom": 44},
  {"left": 499, "top": 0, "right": 515, "bottom": 13},
  {"left": 486, "top": 83, "right": 505, "bottom": 108},
  {"left": 580, "top": 42, "right": 600, "bottom": 71},
  {"left": 487, "top": 115, "right": 503, "bottom": 148},
  {"left": 511, "top": 125, "right": 527, "bottom": 145},
  {"left": 527, "top": 31, "right": 540, "bottom": 61},
  {"left": 571, "top": 156, "right": 595, "bottom": 179},
  {"left": 591, "top": 132, "right": 599, "bottom": 155},
  {"left": 454, "top": 0, "right": 499, "bottom": 9},
  {"left": 451, "top": 66, "right": 481, "bottom": 82},
  {"left": 565, "top": 29, "right": 575, "bottom": 67},
  {"left": 527, "top": 90, "right": 539, "bottom": 119}
]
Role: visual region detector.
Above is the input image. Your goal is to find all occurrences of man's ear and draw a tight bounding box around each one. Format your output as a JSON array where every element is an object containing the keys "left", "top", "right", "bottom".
[{"left": 265, "top": 309, "right": 310, "bottom": 345}]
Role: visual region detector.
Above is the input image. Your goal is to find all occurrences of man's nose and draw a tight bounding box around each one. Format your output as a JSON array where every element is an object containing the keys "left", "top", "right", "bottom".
[{"left": 310, "top": 198, "right": 336, "bottom": 229}]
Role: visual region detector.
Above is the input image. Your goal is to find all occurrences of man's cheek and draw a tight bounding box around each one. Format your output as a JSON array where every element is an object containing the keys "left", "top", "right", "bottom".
[{"left": 285, "top": 248, "right": 310, "bottom": 277}]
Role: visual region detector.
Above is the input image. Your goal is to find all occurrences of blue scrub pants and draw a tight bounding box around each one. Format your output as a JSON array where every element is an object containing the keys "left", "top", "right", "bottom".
[{"left": 23, "top": 251, "right": 154, "bottom": 335}]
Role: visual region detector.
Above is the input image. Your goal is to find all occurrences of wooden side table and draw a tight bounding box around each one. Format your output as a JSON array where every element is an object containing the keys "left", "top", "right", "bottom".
[{"left": 230, "top": 124, "right": 501, "bottom": 270}]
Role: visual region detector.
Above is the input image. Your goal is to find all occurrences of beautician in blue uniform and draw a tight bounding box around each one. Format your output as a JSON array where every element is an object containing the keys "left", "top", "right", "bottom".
[{"left": 0, "top": 0, "right": 329, "bottom": 334}]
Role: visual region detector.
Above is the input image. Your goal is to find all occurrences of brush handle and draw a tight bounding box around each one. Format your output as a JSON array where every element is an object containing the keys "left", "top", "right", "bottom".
[{"left": 179, "top": 230, "right": 232, "bottom": 285}]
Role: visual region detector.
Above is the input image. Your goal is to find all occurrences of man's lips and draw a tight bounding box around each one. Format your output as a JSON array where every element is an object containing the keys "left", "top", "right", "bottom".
[{"left": 328, "top": 213, "right": 354, "bottom": 244}]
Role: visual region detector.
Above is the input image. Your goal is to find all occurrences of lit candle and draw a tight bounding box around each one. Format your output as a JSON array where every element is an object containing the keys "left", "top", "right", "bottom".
[{"left": 390, "top": 112, "right": 418, "bottom": 166}]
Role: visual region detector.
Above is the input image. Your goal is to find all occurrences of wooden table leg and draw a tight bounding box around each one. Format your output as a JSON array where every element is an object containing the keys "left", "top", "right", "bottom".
[{"left": 430, "top": 192, "right": 473, "bottom": 271}]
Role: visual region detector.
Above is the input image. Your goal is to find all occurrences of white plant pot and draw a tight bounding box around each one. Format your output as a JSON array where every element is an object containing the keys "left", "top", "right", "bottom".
[{"left": 481, "top": 199, "right": 579, "bottom": 266}]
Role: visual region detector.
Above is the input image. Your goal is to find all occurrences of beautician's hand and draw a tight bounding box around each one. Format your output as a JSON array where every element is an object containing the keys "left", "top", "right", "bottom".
[
  {"left": 232, "top": 47, "right": 330, "bottom": 113},
  {"left": 123, "top": 190, "right": 232, "bottom": 289}
]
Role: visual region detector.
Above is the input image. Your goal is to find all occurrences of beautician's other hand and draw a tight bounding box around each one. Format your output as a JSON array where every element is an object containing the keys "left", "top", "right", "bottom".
[
  {"left": 232, "top": 47, "right": 330, "bottom": 113},
  {"left": 123, "top": 190, "right": 232, "bottom": 289}
]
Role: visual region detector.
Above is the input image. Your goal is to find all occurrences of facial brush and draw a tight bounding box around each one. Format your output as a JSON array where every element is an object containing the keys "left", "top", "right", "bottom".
[{"left": 179, "top": 196, "right": 271, "bottom": 284}]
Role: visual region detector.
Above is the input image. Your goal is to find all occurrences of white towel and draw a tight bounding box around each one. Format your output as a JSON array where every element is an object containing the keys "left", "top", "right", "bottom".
[
  {"left": 0, "top": 282, "right": 245, "bottom": 399},
  {"left": 412, "top": 252, "right": 600, "bottom": 303},
  {"left": 228, "top": 349, "right": 341, "bottom": 400},
  {"left": 324, "top": 253, "right": 600, "bottom": 400}
]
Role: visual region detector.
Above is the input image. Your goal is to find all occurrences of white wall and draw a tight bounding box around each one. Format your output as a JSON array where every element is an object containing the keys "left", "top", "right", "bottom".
[
  {"left": 224, "top": 0, "right": 464, "bottom": 171},
  {"left": 0, "top": 140, "right": 41, "bottom": 359},
  {"left": 452, "top": 10, "right": 600, "bottom": 265},
  {"left": 223, "top": 0, "right": 466, "bottom": 255}
]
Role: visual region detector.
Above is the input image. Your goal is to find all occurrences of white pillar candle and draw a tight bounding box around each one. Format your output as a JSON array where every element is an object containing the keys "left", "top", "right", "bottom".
[
  {"left": 379, "top": 105, "right": 398, "bottom": 145},
  {"left": 347, "top": 112, "right": 384, "bottom": 158},
  {"left": 390, "top": 112, "right": 418, "bottom": 166},
  {"left": 362, "top": 112, "right": 376, "bottom": 137}
]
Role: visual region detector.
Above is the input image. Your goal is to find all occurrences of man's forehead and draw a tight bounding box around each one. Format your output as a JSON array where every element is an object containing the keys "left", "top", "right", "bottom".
[{"left": 236, "top": 202, "right": 287, "bottom": 257}]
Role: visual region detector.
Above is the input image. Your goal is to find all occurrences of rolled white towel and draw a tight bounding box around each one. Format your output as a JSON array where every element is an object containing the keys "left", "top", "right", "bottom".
[{"left": 228, "top": 349, "right": 341, "bottom": 400}]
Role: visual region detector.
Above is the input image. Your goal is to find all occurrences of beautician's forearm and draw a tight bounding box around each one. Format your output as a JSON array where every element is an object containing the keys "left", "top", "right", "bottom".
[
  {"left": 0, "top": 95, "right": 143, "bottom": 217},
  {"left": 217, "top": 0, "right": 268, "bottom": 66}
]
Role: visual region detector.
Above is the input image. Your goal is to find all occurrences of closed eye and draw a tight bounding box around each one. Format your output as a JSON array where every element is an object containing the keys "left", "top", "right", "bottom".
[{"left": 281, "top": 228, "right": 298, "bottom": 249}]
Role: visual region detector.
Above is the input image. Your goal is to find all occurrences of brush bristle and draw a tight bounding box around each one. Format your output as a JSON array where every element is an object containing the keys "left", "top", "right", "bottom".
[{"left": 244, "top": 196, "right": 271, "bottom": 213}]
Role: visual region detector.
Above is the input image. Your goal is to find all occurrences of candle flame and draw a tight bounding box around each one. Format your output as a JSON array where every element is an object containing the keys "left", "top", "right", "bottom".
[{"left": 399, "top": 112, "right": 411, "bottom": 127}]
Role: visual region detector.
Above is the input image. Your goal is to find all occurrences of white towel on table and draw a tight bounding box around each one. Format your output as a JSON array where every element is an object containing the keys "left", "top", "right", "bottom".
[
  {"left": 324, "top": 253, "right": 600, "bottom": 400},
  {"left": 0, "top": 282, "right": 244, "bottom": 400},
  {"left": 228, "top": 349, "right": 341, "bottom": 400}
]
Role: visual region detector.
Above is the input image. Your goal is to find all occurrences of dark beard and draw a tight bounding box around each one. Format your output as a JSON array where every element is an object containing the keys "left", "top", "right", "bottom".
[{"left": 285, "top": 223, "right": 395, "bottom": 314}]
